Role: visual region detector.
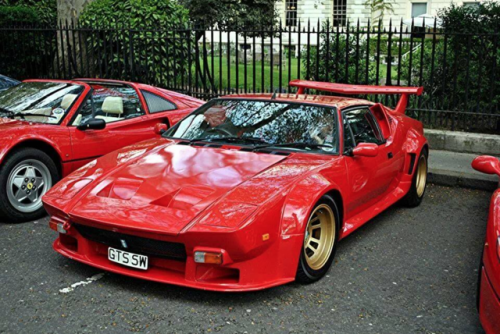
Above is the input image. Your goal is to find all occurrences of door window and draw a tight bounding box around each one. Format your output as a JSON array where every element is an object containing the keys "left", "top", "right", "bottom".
[
  {"left": 343, "top": 108, "right": 384, "bottom": 152},
  {"left": 72, "top": 84, "right": 144, "bottom": 126}
]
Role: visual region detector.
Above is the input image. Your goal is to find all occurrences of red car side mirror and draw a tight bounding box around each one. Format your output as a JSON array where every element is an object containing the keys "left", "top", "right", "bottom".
[
  {"left": 154, "top": 123, "right": 168, "bottom": 136},
  {"left": 352, "top": 143, "right": 379, "bottom": 157},
  {"left": 472, "top": 155, "right": 500, "bottom": 177}
]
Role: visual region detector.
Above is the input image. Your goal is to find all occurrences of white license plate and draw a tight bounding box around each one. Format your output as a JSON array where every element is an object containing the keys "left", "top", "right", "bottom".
[{"left": 108, "top": 247, "right": 148, "bottom": 270}]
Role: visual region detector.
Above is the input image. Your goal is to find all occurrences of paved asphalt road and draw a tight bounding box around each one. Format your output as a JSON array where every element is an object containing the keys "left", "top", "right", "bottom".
[{"left": 0, "top": 185, "right": 492, "bottom": 334}]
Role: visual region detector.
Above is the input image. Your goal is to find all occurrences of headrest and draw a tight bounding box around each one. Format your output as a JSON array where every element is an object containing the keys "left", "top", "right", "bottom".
[
  {"left": 61, "top": 94, "right": 78, "bottom": 110},
  {"left": 102, "top": 96, "right": 123, "bottom": 115}
]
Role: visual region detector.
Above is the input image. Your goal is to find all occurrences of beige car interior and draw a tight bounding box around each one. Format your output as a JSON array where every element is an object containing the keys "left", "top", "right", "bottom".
[
  {"left": 95, "top": 96, "right": 124, "bottom": 123},
  {"left": 19, "top": 93, "right": 78, "bottom": 124}
]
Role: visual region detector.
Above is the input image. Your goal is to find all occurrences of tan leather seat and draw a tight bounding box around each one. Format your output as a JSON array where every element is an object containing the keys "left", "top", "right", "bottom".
[
  {"left": 96, "top": 96, "right": 123, "bottom": 123},
  {"left": 61, "top": 94, "right": 78, "bottom": 110}
]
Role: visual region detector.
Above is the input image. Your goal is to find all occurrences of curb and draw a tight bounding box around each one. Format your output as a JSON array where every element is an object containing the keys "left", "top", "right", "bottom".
[
  {"left": 425, "top": 129, "right": 500, "bottom": 156},
  {"left": 428, "top": 170, "right": 498, "bottom": 191}
]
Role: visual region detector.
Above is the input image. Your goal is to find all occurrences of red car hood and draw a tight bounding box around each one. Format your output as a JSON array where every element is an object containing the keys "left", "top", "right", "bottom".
[{"left": 65, "top": 144, "right": 290, "bottom": 235}]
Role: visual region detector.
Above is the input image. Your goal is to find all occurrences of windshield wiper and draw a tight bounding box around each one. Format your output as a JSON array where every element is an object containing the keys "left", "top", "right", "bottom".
[
  {"left": 252, "top": 141, "right": 334, "bottom": 151},
  {"left": 185, "top": 136, "right": 269, "bottom": 145},
  {"left": 0, "top": 107, "right": 14, "bottom": 117},
  {"left": 13, "top": 113, "right": 56, "bottom": 119}
]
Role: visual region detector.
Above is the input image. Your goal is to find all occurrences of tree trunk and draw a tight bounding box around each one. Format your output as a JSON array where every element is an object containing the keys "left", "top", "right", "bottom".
[{"left": 54, "top": 0, "right": 95, "bottom": 78}]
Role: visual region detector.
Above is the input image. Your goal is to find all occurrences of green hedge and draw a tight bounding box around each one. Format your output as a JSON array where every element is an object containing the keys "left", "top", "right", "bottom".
[{"left": 0, "top": 5, "right": 39, "bottom": 26}]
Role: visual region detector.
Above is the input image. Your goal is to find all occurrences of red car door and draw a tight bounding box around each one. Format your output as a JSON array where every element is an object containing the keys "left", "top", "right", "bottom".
[
  {"left": 341, "top": 106, "right": 399, "bottom": 216},
  {"left": 67, "top": 84, "right": 157, "bottom": 169}
]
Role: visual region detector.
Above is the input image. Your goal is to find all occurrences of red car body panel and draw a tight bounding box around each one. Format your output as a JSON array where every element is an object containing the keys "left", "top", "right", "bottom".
[
  {"left": 479, "top": 189, "right": 500, "bottom": 334},
  {"left": 44, "top": 82, "right": 427, "bottom": 291},
  {"left": 0, "top": 79, "right": 203, "bottom": 178}
]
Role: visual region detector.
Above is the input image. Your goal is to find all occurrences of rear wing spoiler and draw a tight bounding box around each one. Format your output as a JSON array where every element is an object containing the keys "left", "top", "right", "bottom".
[{"left": 289, "top": 80, "right": 423, "bottom": 113}]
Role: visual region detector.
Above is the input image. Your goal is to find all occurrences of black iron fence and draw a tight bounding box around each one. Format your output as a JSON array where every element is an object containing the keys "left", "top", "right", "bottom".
[{"left": 1, "top": 21, "right": 499, "bottom": 133}]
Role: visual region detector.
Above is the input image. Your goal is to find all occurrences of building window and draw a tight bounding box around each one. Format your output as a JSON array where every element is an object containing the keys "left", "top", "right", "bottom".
[
  {"left": 285, "top": 0, "right": 298, "bottom": 27},
  {"left": 333, "top": 0, "right": 347, "bottom": 27},
  {"left": 411, "top": 2, "right": 427, "bottom": 17},
  {"left": 463, "top": 2, "right": 480, "bottom": 9}
]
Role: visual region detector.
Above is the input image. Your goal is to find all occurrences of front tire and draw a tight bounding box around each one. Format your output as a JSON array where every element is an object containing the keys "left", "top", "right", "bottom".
[
  {"left": 0, "top": 148, "right": 59, "bottom": 223},
  {"left": 402, "top": 148, "right": 428, "bottom": 207},
  {"left": 296, "top": 195, "right": 340, "bottom": 284}
]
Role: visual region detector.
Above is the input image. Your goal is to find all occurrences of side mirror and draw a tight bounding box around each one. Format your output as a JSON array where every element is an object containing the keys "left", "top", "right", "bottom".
[
  {"left": 77, "top": 118, "right": 106, "bottom": 131},
  {"left": 472, "top": 155, "right": 500, "bottom": 176},
  {"left": 352, "top": 143, "right": 379, "bottom": 157},
  {"left": 154, "top": 123, "right": 168, "bottom": 135}
]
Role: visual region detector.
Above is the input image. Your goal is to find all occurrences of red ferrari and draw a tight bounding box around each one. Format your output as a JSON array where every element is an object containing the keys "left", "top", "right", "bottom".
[
  {"left": 0, "top": 79, "right": 202, "bottom": 222},
  {"left": 44, "top": 80, "right": 428, "bottom": 291},
  {"left": 473, "top": 156, "right": 500, "bottom": 334}
]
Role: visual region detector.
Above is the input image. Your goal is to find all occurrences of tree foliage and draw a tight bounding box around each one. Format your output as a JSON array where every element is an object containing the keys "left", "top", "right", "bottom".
[
  {"left": 302, "top": 26, "right": 376, "bottom": 86},
  {"left": 402, "top": 2, "right": 500, "bottom": 131},
  {"left": 180, "top": 0, "right": 278, "bottom": 32},
  {"left": 79, "top": 0, "right": 190, "bottom": 84}
]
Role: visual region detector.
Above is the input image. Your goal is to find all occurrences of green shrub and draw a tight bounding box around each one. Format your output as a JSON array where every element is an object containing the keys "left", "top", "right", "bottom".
[
  {"left": 0, "top": 0, "right": 56, "bottom": 26},
  {"left": 79, "top": 0, "right": 190, "bottom": 85},
  {"left": 0, "top": 5, "right": 39, "bottom": 26}
]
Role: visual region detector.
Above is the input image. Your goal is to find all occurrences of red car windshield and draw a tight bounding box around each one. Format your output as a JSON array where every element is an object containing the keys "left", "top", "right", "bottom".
[
  {"left": 0, "top": 81, "right": 84, "bottom": 124},
  {"left": 166, "top": 99, "right": 339, "bottom": 154}
]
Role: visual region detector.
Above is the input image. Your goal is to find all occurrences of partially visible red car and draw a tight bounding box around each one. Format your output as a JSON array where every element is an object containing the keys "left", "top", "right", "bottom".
[
  {"left": 0, "top": 79, "right": 203, "bottom": 222},
  {"left": 473, "top": 156, "right": 500, "bottom": 334}
]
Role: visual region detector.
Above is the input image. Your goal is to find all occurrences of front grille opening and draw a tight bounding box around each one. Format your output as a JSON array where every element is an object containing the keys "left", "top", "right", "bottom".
[{"left": 74, "top": 224, "right": 187, "bottom": 261}]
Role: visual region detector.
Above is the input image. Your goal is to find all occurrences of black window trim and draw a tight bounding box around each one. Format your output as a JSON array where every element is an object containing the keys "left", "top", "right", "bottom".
[{"left": 341, "top": 104, "right": 386, "bottom": 154}]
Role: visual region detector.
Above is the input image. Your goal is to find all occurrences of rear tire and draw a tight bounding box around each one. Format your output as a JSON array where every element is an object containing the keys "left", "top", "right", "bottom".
[
  {"left": 402, "top": 148, "right": 428, "bottom": 208},
  {"left": 296, "top": 195, "right": 340, "bottom": 284},
  {"left": 0, "top": 148, "right": 59, "bottom": 223}
]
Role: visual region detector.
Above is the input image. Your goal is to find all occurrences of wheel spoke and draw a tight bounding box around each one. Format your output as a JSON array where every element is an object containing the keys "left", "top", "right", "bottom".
[
  {"left": 310, "top": 216, "right": 319, "bottom": 224},
  {"left": 310, "top": 224, "right": 321, "bottom": 230},
  {"left": 15, "top": 190, "right": 28, "bottom": 202},
  {"left": 306, "top": 245, "right": 316, "bottom": 254},
  {"left": 25, "top": 167, "right": 36, "bottom": 178},
  {"left": 307, "top": 242, "right": 318, "bottom": 250},
  {"left": 310, "top": 237, "right": 320, "bottom": 244},
  {"left": 27, "top": 190, "right": 38, "bottom": 203},
  {"left": 12, "top": 176, "right": 24, "bottom": 189}
]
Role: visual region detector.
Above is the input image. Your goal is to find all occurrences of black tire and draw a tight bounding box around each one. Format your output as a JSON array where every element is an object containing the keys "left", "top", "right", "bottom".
[
  {"left": 0, "top": 148, "right": 59, "bottom": 223},
  {"left": 296, "top": 195, "right": 340, "bottom": 284},
  {"left": 477, "top": 248, "right": 484, "bottom": 311},
  {"left": 402, "top": 147, "right": 428, "bottom": 208}
]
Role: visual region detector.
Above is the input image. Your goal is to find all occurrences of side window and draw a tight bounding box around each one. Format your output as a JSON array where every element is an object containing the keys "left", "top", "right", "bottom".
[
  {"left": 142, "top": 90, "right": 177, "bottom": 113},
  {"left": 343, "top": 108, "right": 384, "bottom": 149},
  {"left": 72, "top": 85, "right": 145, "bottom": 126}
]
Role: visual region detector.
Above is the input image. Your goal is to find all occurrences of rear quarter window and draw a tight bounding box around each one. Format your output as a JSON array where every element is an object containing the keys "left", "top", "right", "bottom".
[{"left": 142, "top": 90, "right": 177, "bottom": 113}]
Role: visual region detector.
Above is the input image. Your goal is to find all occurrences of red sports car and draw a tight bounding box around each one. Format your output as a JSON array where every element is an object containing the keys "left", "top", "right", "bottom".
[
  {"left": 0, "top": 79, "right": 202, "bottom": 222},
  {"left": 44, "top": 80, "right": 428, "bottom": 291},
  {"left": 473, "top": 156, "right": 500, "bottom": 334}
]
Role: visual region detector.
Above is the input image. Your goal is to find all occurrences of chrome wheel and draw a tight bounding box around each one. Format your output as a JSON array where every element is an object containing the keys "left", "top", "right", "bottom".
[
  {"left": 416, "top": 155, "right": 427, "bottom": 197},
  {"left": 304, "top": 204, "right": 336, "bottom": 270},
  {"left": 6, "top": 159, "right": 52, "bottom": 213}
]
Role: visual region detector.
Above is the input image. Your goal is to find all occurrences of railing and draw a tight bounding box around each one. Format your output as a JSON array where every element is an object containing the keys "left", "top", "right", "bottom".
[{"left": 0, "top": 20, "right": 498, "bottom": 133}]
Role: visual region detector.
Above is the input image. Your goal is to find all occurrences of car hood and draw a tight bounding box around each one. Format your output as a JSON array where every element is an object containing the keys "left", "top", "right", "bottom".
[
  {"left": 52, "top": 142, "right": 291, "bottom": 234},
  {"left": 46, "top": 141, "right": 332, "bottom": 235}
]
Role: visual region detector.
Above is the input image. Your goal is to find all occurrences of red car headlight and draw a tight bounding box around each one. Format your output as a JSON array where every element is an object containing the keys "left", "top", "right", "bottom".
[
  {"left": 197, "top": 202, "right": 257, "bottom": 229},
  {"left": 44, "top": 177, "right": 92, "bottom": 199}
]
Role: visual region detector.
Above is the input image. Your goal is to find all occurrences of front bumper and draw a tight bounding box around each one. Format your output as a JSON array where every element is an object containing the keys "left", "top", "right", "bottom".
[
  {"left": 52, "top": 222, "right": 300, "bottom": 292},
  {"left": 479, "top": 267, "right": 500, "bottom": 334}
]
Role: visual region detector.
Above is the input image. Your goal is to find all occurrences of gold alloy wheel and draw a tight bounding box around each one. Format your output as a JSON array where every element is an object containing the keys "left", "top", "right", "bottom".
[
  {"left": 304, "top": 204, "right": 336, "bottom": 270},
  {"left": 416, "top": 155, "right": 428, "bottom": 197}
]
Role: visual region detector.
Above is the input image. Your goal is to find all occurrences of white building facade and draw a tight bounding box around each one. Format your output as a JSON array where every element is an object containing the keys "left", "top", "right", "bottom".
[{"left": 275, "top": 0, "right": 486, "bottom": 28}]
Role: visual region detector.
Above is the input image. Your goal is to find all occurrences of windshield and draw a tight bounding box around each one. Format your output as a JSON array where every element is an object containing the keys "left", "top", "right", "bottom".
[
  {"left": 0, "top": 81, "right": 84, "bottom": 124},
  {"left": 165, "top": 99, "right": 339, "bottom": 154}
]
